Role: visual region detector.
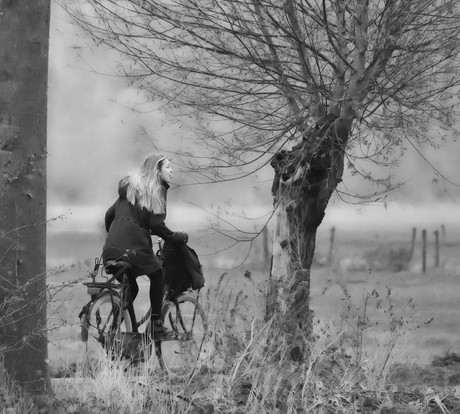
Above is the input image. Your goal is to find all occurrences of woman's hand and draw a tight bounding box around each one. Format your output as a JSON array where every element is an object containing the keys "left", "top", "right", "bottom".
[{"left": 172, "top": 231, "right": 188, "bottom": 244}]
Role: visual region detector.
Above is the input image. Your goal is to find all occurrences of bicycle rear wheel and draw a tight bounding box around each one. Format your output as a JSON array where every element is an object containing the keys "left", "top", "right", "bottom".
[
  {"left": 81, "top": 292, "right": 134, "bottom": 374},
  {"left": 157, "top": 292, "right": 208, "bottom": 378}
]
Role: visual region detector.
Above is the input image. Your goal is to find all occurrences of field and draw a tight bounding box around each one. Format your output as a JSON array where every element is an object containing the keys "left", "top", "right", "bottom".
[
  {"left": 47, "top": 222, "right": 460, "bottom": 371},
  {"left": 312, "top": 224, "right": 460, "bottom": 367},
  {"left": 34, "top": 221, "right": 460, "bottom": 412}
]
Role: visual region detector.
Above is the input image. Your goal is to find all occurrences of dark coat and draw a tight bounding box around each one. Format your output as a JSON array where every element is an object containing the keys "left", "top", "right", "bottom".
[{"left": 102, "top": 180, "right": 182, "bottom": 276}]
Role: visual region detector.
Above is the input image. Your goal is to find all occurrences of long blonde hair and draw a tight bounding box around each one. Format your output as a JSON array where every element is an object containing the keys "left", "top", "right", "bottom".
[{"left": 122, "top": 154, "right": 167, "bottom": 213}]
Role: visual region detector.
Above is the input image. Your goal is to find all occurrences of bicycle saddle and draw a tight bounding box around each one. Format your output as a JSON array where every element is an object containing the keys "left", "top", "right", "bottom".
[{"left": 104, "top": 260, "right": 132, "bottom": 274}]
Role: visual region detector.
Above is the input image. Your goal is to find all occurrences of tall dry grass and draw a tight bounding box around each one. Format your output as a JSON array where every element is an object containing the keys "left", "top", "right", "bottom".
[{"left": 5, "top": 271, "right": 452, "bottom": 413}]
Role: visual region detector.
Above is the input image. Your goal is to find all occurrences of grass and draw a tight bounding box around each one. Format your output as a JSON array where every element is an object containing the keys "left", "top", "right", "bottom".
[
  {"left": 5, "top": 299, "right": 460, "bottom": 413},
  {"left": 3, "top": 224, "right": 460, "bottom": 412},
  {"left": 309, "top": 268, "right": 460, "bottom": 367}
]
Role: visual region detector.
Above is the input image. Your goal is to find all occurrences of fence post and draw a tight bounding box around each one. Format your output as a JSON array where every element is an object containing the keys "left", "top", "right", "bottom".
[
  {"left": 327, "top": 226, "right": 335, "bottom": 265},
  {"left": 410, "top": 227, "right": 417, "bottom": 260},
  {"left": 422, "top": 229, "right": 427, "bottom": 273},
  {"left": 434, "top": 230, "right": 439, "bottom": 268}
]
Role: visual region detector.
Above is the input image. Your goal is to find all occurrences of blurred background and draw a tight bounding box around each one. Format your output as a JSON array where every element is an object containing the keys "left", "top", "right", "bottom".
[{"left": 47, "top": 2, "right": 460, "bottom": 241}]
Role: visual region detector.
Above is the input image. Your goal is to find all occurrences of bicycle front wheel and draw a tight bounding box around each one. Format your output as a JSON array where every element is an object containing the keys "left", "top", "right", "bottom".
[
  {"left": 157, "top": 292, "right": 208, "bottom": 378},
  {"left": 81, "top": 292, "right": 134, "bottom": 374}
]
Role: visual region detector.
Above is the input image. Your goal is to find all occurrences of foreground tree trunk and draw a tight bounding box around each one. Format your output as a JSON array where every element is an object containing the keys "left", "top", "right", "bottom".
[
  {"left": 0, "top": 1, "right": 51, "bottom": 393},
  {"left": 268, "top": 117, "right": 349, "bottom": 358}
]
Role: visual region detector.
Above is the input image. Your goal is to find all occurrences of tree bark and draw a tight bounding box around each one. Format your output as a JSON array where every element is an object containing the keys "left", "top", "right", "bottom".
[
  {"left": 0, "top": 0, "right": 51, "bottom": 393},
  {"left": 268, "top": 117, "right": 348, "bottom": 359}
]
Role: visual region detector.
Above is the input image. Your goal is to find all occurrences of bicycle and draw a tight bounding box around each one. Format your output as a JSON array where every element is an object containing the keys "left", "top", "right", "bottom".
[{"left": 78, "top": 238, "right": 208, "bottom": 379}]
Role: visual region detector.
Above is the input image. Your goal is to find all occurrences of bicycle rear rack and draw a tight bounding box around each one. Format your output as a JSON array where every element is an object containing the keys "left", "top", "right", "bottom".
[
  {"left": 84, "top": 257, "right": 132, "bottom": 296},
  {"left": 84, "top": 282, "right": 122, "bottom": 296}
]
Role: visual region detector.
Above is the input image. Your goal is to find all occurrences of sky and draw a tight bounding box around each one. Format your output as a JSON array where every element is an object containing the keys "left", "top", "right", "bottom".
[{"left": 46, "top": 2, "right": 460, "bottom": 237}]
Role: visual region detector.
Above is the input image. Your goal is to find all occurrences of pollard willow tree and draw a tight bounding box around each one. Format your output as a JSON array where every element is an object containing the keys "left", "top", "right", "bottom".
[
  {"left": 66, "top": 0, "right": 460, "bottom": 344},
  {"left": 0, "top": 1, "right": 50, "bottom": 392}
]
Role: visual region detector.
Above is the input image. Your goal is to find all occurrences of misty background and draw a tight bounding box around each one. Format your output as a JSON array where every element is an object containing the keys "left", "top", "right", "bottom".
[{"left": 47, "top": 3, "right": 460, "bottom": 254}]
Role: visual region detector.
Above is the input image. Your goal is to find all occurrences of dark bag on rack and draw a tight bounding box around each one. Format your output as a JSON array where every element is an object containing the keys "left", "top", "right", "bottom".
[{"left": 162, "top": 241, "right": 205, "bottom": 296}]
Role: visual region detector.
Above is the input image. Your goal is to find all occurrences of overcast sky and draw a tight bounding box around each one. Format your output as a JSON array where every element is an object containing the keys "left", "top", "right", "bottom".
[{"left": 47, "top": 2, "right": 460, "bottom": 235}]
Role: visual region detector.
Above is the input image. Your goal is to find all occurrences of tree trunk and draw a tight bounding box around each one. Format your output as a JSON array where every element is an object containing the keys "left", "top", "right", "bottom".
[
  {"left": 268, "top": 117, "right": 348, "bottom": 359},
  {"left": 0, "top": 0, "right": 51, "bottom": 393}
]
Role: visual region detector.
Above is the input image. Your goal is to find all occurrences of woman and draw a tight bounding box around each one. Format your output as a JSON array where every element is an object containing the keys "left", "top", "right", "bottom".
[{"left": 102, "top": 153, "right": 188, "bottom": 339}]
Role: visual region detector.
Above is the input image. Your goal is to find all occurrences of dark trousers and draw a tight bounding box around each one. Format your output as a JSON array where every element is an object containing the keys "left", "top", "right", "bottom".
[{"left": 124, "top": 268, "right": 164, "bottom": 332}]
